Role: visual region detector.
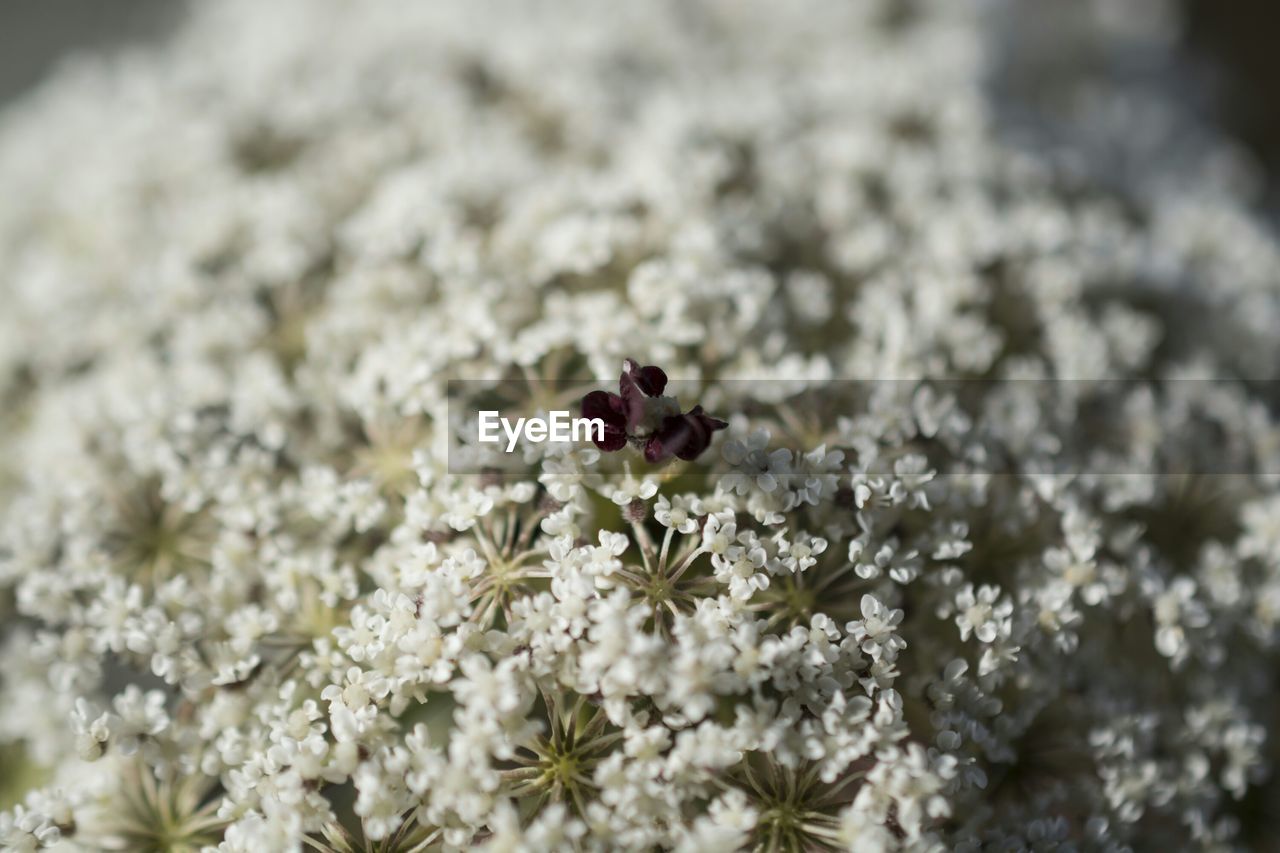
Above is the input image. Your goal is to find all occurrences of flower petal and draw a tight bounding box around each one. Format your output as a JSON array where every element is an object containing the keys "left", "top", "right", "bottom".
[
  {"left": 595, "top": 427, "right": 628, "bottom": 452},
  {"left": 581, "top": 390, "right": 626, "bottom": 428},
  {"left": 649, "top": 406, "right": 728, "bottom": 462},
  {"left": 618, "top": 366, "right": 650, "bottom": 431},
  {"left": 581, "top": 390, "right": 628, "bottom": 451},
  {"left": 643, "top": 435, "right": 670, "bottom": 463},
  {"left": 626, "top": 360, "right": 667, "bottom": 397}
]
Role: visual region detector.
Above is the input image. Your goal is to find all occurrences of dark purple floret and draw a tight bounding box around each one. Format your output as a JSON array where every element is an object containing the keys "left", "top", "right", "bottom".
[
  {"left": 622, "top": 360, "right": 667, "bottom": 397},
  {"left": 579, "top": 359, "right": 726, "bottom": 463},
  {"left": 644, "top": 406, "right": 728, "bottom": 463},
  {"left": 618, "top": 359, "right": 667, "bottom": 431},
  {"left": 580, "top": 389, "right": 628, "bottom": 451}
]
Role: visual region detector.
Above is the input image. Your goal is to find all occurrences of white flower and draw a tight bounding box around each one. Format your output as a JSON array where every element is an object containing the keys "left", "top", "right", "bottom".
[
  {"left": 540, "top": 447, "right": 602, "bottom": 504},
  {"left": 848, "top": 595, "right": 907, "bottom": 662},
  {"left": 441, "top": 487, "right": 496, "bottom": 531},
  {"left": 0, "top": 805, "right": 60, "bottom": 851},
  {"left": 790, "top": 444, "right": 845, "bottom": 506},
  {"left": 950, "top": 584, "right": 1012, "bottom": 644},
  {"left": 0, "top": 0, "right": 1275, "bottom": 848},
  {"left": 111, "top": 686, "right": 170, "bottom": 755},
  {"left": 71, "top": 698, "right": 112, "bottom": 760},
  {"left": 1239, "top": 494, "right": 1280, "bottom": 566},
  {"left": 720, "top": 429, "right": 793, "bottom": 495},
  {"left": 654, "top": 494, "right": 700, "bottom": 534},
  {"left": 1150, "top": 576, "right": 1210, "bottom": 665},
  {"left": 701, "top": 510, "right": 737, "bottom": 556},
  {"left": 711, "top": 530, "right": 770, "bottom": 600},
  {"left": 603, "top": 463, "right": 659, "bottom": 506}
]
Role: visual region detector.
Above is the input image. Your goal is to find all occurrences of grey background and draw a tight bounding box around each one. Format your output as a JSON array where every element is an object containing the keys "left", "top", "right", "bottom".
[{"left": 0, "top": 0, "right": 178, "bottom": 105}]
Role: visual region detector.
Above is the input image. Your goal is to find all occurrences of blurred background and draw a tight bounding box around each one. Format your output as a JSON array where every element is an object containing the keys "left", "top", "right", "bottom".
[
  {"left": 0, "top": 0, "right": 176, "bottom": 104},
  {"left": 1, "top": 0, "right": 1277, "bottom": 216},
  {"left": 1183, "top": 0, "right": 1280, "bottom": 196}
]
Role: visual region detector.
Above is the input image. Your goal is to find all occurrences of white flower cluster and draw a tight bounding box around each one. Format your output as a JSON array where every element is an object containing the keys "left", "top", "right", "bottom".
[{"left": 0, "top": 1, "right": 1278, "bottom": 851}]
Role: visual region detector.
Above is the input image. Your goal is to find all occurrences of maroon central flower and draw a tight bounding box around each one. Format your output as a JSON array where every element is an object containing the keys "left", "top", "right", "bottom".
[{"left": 581, "top": 359, "right": 727, "bottom": 463}]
